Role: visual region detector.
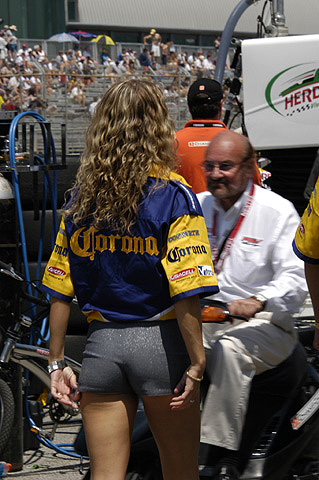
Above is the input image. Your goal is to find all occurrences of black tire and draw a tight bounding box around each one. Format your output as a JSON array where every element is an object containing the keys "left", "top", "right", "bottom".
[{"left": 0, "top": 378, "right": 15, "bottom": 455}]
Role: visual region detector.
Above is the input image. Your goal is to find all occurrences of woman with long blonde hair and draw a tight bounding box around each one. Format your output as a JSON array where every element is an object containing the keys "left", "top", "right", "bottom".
[{"left": 41, "top": 78, "right": 218, "bottom": 480}]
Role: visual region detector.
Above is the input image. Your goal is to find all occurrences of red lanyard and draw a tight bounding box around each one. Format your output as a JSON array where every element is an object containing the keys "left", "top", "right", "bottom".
[{"left": 211, "top": 183, "right": 255, "bottom": 275}]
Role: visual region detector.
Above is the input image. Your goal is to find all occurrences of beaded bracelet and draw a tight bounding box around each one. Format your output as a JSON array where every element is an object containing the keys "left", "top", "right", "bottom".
[{"left": 186, "top": 370, "right": 203, "bottom": 382}]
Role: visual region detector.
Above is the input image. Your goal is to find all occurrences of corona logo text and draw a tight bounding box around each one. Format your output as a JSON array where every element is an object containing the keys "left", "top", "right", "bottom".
[
  {"left": 70, "top": 227, "right": 159, "bottom": 260},
  {"left": 167, "top": 245, "right": 207, "bottom": 263},
  {"left": 54, "top": 243, "right": 68, "bottom": 257}
]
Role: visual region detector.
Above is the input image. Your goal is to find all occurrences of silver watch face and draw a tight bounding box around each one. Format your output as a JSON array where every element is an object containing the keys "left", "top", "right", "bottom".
[{"left": 47, "top": 360, "right": 66, "bottom": 373}]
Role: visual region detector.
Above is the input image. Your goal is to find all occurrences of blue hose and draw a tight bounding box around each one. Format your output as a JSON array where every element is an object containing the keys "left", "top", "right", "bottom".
[
  {"left": 8, "top": 111, "right": 58, "bottom": 342},
  {"left": 214, "top": 0, "right": 256, "bottom": 84}
]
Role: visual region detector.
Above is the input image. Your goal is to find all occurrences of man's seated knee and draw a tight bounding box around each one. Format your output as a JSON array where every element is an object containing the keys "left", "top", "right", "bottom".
[{"left": 251, "top": 342, "right": 307, "bottom": 400}]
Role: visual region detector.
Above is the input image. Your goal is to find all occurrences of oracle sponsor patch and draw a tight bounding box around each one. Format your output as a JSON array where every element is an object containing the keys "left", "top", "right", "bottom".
[
  {"left": 47, "top": 266, "right": 66, "bottom": 276},
  {"left": 169, "top": 268, "right": 195, "bottom": 281}
]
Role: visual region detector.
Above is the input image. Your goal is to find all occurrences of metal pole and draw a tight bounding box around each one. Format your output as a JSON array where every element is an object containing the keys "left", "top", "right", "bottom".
[
  {"left": 64, "top": 74, "right": 68, "bottom": 153},
  {"left": 271, "top": 0, "right": 285, "bottom": 25},
  {"left": 214, "top": 0, "right": 258, "bottom": 84},
  {"left": 268, "top": 0, "right": 288, "bottom": 36}
]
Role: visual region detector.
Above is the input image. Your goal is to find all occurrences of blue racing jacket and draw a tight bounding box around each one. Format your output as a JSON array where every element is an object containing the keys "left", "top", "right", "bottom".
[{"left": 41, "top": 172, "right": 219, "bottom": 323}]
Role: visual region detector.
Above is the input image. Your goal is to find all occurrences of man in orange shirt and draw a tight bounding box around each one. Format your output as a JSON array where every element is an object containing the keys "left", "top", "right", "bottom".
[{"left": 176, "top": 78, "right": 227, "bottom": 193}]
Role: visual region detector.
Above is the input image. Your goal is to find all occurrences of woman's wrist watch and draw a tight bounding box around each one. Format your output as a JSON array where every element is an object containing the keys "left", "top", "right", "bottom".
[{"left": 47, "top": 359, "right": 67, "bottom": 374}]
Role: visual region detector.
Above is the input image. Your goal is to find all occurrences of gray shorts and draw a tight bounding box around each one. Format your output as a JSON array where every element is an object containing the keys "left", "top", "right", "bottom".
[{"left": 78, "top": 319, "right": 190, "bottom": 396}]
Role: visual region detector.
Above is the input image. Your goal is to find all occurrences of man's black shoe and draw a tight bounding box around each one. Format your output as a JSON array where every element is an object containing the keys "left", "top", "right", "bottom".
[{"left": 212, "top": 463, "right": 240, "bottom": 480}]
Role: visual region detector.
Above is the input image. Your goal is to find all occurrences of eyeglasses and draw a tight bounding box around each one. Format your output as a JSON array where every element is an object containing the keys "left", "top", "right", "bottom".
[{"left": 202, "top": 161, "right": 241, "bottom": 173}]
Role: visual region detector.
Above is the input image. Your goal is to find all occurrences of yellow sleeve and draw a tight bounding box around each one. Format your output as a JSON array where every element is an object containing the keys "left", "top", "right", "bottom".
[
  {"left": 41, "top": 218, "right": 75, "bottom": 301},
  {"left": 294, "top": 178, "right": 319, "bottom": 262},
  {"left": 162, "top": 214, "right": 219, "bottom": 301}
]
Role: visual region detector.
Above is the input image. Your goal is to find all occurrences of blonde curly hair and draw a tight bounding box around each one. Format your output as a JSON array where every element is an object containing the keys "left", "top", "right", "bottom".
[{"left": 64, "top": 78, "right": 176, "bottom": 233}]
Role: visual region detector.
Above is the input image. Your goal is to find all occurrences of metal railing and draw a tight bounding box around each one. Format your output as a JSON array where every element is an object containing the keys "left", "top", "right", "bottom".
[
  {"left": 0, "top": 40, "right": 238, "bottom": 157},
  {"left": 1, "top": 68, "right": 199, "bottom": 156}
]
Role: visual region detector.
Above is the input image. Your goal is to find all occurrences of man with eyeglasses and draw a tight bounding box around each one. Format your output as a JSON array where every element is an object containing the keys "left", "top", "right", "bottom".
[{"left": 197, "top": 131, "right": 308, "bottom": 480}]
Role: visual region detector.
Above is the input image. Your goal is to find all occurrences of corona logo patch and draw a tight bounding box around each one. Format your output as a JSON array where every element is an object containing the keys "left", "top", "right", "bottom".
[{"left": 265, "top": 63, "right": 319, "bottom": 124}]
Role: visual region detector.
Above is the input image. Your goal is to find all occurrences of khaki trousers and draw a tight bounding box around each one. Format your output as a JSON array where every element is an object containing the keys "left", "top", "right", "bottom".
[{"left": 200, "top": 315, "right": 297, "bottom": 450}]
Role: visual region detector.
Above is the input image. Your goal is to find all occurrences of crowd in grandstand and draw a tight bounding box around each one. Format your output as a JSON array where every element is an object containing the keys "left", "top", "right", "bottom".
[{"left": 0, "top": 23, "right": 232, "bottom": 117}]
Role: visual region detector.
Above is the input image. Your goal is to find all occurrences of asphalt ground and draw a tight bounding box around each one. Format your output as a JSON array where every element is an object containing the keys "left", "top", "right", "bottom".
[{"left": 7, "top": 416, "right": 90, "bottom": 480}]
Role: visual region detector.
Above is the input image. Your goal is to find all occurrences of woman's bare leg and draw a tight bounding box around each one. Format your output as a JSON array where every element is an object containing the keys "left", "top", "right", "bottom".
[
  {"left": 142, "top": 394, "right": 200, "bottom": 480},
  {"left": 81, "top": 392, "right": 138, "bottom": 480}
]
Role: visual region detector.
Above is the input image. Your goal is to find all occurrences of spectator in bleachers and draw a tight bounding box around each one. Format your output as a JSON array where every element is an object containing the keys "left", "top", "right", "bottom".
[
  {"left": 16, "top": 51, "right": 28, "bottom": 71},
  {"left": 0, "top": 91, "right": 5, "bottom": 109},
  {"left": 3, "top": 93, "right": 19, "bottom": 111},
  {"left": 126, "top": 49, "right": 136, "bottom": 62},
  {"left": 73, "top": 44, "right": 82, "bottom": 58},
  {"left": 167, "top": 51, "right": 178, "bottom": 72},
  {"left": 88, "top": 95, "right": 100, "bottom": 116},
  {"left": 144, "top": 28, "right": 162, "bottom": 64},
  {"left": 0, "top": 33, "right": 7, "bottom": 68},
  {"left": 177, "top": 51, "right": 187, "bottom": 64},
  {"left": 161, "top": 41, "right": 173, "bottom": 70},
  {"left": 101, "top": 48, "right": 111, "bottom": 66},
  {"left": 117, "top": 48, "right": 127, "bottom": 61},
  {"left": 194, "top": 54, "right": 205, "bottom": 70},
  {"left": 66, "top": 74, "right": 78, "bottom": 94},
  {"left": 7, "top": 69, "right": 20, "bottom": 94},
  {"left": 56, "top": 50, "right": 67, "bottom": 65},
  {"left": 26, "top": 87, "right": 37, "bottom": 107},
  {"left": 28, "top": 94, "right": 47, "bottom": 114},
  {"left": 17, "top": 43, "right": 28, "bottom": 56},
  {"left": 187, "top": 51, "right": 197, "bottom": 66},
  {"left": 126, "top": 59, "right": 137, "bottom": 75},
  {"left": 138, "top": 48, "right": 151, "bottom": 68},
  {"left": 6, "top": 25, "right": 18, "bottom": 61},
  {"left": 82, "top": 46, "right": 92, "bottom": 59},
  {"left": 82, "top": 57, "right": 97, "bottom": 88},
  {"left": 29, "top": 68, "right": 42, "bottom": 95},
  {"left": 44, "top": 64, "right": 60, "bottom": 97},
  {"left": 70, "top": 80, "right": 86, "bottom": 106},
  {"left": 66, "top": 49, "right": 74, "bottom": 61},
  {"left": 203, "top": 52, "right": 214, "bottom": 77},
  {"left": 0, "top": 59, "right": 10, "bottom": 76},
  {"left": 33, "top": 44, "right": 46, "bottom": 63}
]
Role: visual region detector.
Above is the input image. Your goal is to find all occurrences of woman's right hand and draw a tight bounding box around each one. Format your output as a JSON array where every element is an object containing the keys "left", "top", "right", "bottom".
[{"left": 50, "top": 366, "right": 80, "bottom": 409}]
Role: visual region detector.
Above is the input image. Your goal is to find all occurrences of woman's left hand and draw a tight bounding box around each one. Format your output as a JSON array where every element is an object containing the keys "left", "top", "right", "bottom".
[{"left": 169, "top": 368, "right": 201, "bottom": 410}]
